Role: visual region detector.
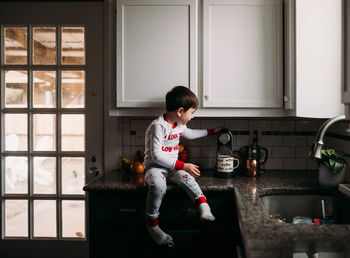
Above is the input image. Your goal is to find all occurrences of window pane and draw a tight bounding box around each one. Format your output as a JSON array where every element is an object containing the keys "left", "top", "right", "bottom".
[
  {"left": 5, "top": 70, "right": 28, "bottom": 108},
  {"left": 61, "top": 114, "right": 85, "bottom": 151},
  {"left": 33, "top": 157, "right": 56, "bottom": 194},
  {"left": 33, "top": 27, "right": 56, "bottom": 65},
  {"left": 61, "top": 70, "right": 85, "bottom": 108},
  {"left": 33, "top": 114, "right": 56, "bottom": 151},
  {"left": 5, "top": 200, "right": 28, "bottom": 237},
  {"left": 34, "top": 200, "right": 56, "bottom": 237},
  {"left": 5, "top": 113, "right": 28, "bottom": 151},
  {"left": 5, "top": 156, "right": 28, "bottom": 194},
  {"left": 62, "top": 157, "right": 85, "bottom": 195},
  {"left": 61, "top": 27, "right": 85, "bottom": 65},
  {"left": 62, "top": 200, "right": 85, "bottom": 238},
  {"left": 4, "top": 27, "right": 27, "bottom": 65},
  {"left": 33, "top": 71, "right": 56, "bottom": 108}
]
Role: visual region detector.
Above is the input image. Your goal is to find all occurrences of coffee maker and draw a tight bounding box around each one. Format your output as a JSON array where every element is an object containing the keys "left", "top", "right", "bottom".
[
  {"left": 234, "top": 131, "right": 268, "bottom": 177},
  {"left": 214, "top": 128, "right": 239, "bottom": 178}
]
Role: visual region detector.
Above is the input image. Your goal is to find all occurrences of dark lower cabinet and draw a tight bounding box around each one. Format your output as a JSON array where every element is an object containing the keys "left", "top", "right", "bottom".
[{"left": 89, "top": 191, "right": 242, "bottom": 258}]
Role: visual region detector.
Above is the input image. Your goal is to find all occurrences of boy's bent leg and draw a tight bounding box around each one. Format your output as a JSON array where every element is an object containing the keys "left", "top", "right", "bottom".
[
  {"left": 144, "top": 168, "right": 174, "bottom": 246},
  {"left": 168, "top": 170, "right": 215, "bottom": 221}
]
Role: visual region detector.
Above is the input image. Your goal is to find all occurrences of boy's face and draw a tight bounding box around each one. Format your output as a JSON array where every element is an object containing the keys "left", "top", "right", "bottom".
[{"left": 178, "top": 107, "right": 196, "bottom": 125}]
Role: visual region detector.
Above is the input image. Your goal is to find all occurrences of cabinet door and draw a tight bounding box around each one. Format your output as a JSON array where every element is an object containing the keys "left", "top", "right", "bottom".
[
  {"left": 295, "top": 0, "right": 343, "bottom": 118},
  {"left": 116, "top": 0, "right": 197, "bottom": 108},
  {"left": 344, "top": 0, "right": 350, "bottom": 105},
  {"left": 203, "top": 0, "right": 283, "bottom": 108}
]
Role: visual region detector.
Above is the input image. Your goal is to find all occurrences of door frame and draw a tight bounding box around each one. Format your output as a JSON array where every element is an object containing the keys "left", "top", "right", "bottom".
[{"left": 0, "top": 2, "right": 104, "bottom": 258}]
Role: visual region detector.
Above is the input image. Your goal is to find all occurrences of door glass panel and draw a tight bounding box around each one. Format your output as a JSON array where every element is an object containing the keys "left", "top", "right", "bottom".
[
  {"left": 61, "top": 70, "right": 85, "bottom": 108},
  {"left": 62, "top": 200, "right": 85, "bottom": 238},
  {"left": 34, "top": 200, "right": 56, "bottom": 237},
  {"left": 33, "top": 114, "right": 56, "bottom": 151},
  {"left": 62, "top": 157, "right": 85, "bottom": 195},
  {"left": 33, "top": 157, "right": 56, "bottom": 194},
  {"left": 33, "top": 27, "right": 56, "bottom": 65},
  {"left": 4, "top": 27, "right": 28, "bottom": 65},
  {"left": 61, "top": 114, "right": 85, "bottom": 151},
  {"left": 5, "top": 199, "right": 28, "bottom": 237},
  {"left": 5, "top": 156, "right": 28, "bottom": 194},
  {"left": 4, "top": 113, "right": 28, "bottom": 151},
  {"left": 33, "top": 71, "right": 56, "bottom": 108},
  {"left": 5, "top": 70, "right": 28, "bottom": 108},
  {"left": 61, "top": 27, "right": 85, "bottom": 65}
]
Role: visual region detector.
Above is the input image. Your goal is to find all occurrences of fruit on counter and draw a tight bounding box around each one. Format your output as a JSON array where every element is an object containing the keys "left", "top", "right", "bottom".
[
  {"left": 121, "top": 157, "right": 132, "bottom": 170},
  {"left": 131, "top": 161, "right": 144, "bottom": 174},
  {"left": 179, "top": 143, "right": 185, "bottom": 153}
]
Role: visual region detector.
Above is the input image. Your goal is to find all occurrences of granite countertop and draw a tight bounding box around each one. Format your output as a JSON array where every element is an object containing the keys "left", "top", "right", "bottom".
[{"left": 84, "top": 170, "right": 350, "bottom": 258}]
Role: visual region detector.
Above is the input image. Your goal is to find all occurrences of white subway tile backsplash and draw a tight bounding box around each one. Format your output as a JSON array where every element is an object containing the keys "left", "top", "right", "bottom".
[
  {"left": 295, "top": 120, "right": 319, "bottom": 131},
  {"left": 119, "top": 117, "right": 348, "bottom": 171},
  {"left": 186, "top": 119, "right": 201, "bottom": 129},
  {"left": 199, "top": 157, "right": 216, "bottom": 170},
  {"left": 265, "top": 158, "right": 283, "bottom": 170},
  {"left": 130, "top": 119, "right": 153, "bottom": 129},
  {"left": 225, "top": 119, "right": 249, "bottom": 130},
  {"left": 272, "top": 147, "right": 295, "bottom": 158},
  {"left": 200, "top": 146, "right": 217, "bottom": 158},
  {"left": 130, "top": 128, "right": 146, "bottom": 146},
  {"left": 236, "top": 135, "right": 250, "bottom": 147},
  {"left": 122, "top": 146, "right": 131, "bottom": 159},
  {"left": 295, "top": 147, "right": 309, "bottom": 158},
  {"left": 200, "top": 119, "right": 225, "bottom": 129},
  {"left": 248, "top": 120, "right": 272, "bottom": 131},
  {"left": 261, "top": 135, "right": 283, "bottom": 147},
  {"left": 307, "top": 135, "right": 316, "bottom": 147},
  {"left": 187, "top": 146, "right": 201, "bottom": 157},
  {"left": 122, "top": 124, "right": 130, "bottom": 146},
  {"left": 284, "top": 159, "right": 306, "bottom": 170},
  {"left": 191, "top": 135, "right": 217, "bottom": 146},
  {"left": 271, "top": 120, "right": 295, "bottom": 131},
  {"left": 283, "top": 136, "right": 306, "bottom": 146}
]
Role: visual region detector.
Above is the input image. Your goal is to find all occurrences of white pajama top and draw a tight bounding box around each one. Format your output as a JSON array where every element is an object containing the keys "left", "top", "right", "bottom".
[{"left": 144, "top": 114, "right": 214, "bottom": 170}]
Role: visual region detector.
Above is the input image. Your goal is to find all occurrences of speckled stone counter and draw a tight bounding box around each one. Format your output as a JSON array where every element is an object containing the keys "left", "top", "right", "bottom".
[{"left": 84, "top": 170, "right": 350, "bottom": 258}]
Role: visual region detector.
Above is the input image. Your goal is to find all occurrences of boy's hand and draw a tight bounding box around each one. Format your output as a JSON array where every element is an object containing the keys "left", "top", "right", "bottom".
[
  {"left": 213, "top": 126, "right": 225, "bottom": 134},
  {"left": 184, "top": 163, "right": 201, "bottom": 178}
]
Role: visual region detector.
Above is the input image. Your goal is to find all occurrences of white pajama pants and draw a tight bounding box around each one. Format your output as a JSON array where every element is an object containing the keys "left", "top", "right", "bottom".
[{"left": 144, "top": 167, "right": 205, "bottom": 219}]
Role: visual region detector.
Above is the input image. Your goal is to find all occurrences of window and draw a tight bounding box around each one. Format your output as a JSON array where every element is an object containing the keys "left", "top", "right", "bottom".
[{"left": 1, "top": 26, "right": 86, "bottom": 240}]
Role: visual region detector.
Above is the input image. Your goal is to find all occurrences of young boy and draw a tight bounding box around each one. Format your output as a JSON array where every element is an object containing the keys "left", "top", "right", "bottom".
[{"left": 143, "top": 86, "right": 223, "bottom": 247}]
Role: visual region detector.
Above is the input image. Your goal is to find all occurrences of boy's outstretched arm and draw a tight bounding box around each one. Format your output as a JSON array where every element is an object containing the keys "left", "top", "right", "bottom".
[{"left": 182, "top": 126, "right": 225, "bottom": 140}]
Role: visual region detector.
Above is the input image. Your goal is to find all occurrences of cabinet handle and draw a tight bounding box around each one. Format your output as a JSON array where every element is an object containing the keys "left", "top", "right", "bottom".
[{"left": 119, "top": 208, "right": 137, "bottom": 213}]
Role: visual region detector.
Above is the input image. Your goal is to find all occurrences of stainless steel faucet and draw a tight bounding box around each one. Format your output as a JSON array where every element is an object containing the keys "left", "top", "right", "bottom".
[{"left": 309, "top": 115, "right": 346, "bottom": 159}]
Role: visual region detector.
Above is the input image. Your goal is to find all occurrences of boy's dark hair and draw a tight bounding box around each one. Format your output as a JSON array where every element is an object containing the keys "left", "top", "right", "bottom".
[{"left": 165, "top": 86, "right": 199, "bottom": 112}]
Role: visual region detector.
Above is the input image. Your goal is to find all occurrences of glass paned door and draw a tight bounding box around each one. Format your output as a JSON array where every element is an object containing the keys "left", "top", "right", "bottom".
[{"left": 0, "top": 3, "right": 103, "bottom": 258}]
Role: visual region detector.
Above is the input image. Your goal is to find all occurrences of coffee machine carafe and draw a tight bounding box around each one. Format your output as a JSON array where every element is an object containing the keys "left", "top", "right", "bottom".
[{"left": 237, "top": 131, "right": 268, "bottom": 177}]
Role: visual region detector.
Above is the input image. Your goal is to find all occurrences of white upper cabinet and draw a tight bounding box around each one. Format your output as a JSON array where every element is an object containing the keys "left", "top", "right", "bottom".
[
  {"left": 344, "top": 0, "right": 350, "bottom": 105},
  {"left": 202, "top": 0, "right": 283, "bottom": 108},
  {"left": 116, "top": 0, "right": 198, "bottom": 108},
  {"left": 286, "top": 0, "right": 344, "bottom": 118}
]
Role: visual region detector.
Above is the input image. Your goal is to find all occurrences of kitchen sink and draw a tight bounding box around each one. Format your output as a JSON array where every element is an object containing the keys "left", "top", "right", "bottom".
[{"left": 260, "top": 194, "right": 350, "bottom": 224}]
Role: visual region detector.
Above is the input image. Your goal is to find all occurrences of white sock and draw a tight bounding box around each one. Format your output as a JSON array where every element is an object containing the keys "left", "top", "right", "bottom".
[
  {"left": 199, "top": 203, "right": 215, "bottom": 221},
  {"left": 146, "top": 225, "right": 174, "bottom": 247}
]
